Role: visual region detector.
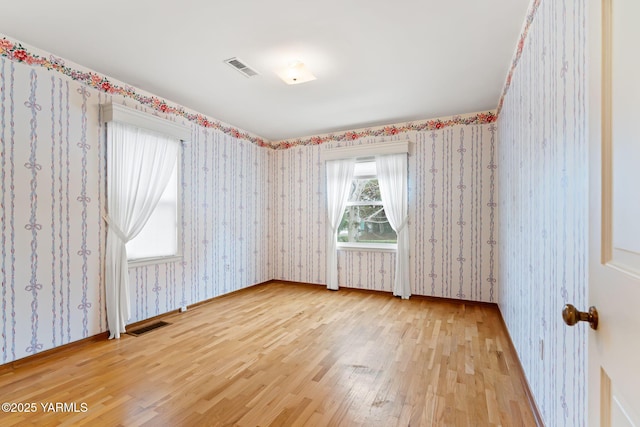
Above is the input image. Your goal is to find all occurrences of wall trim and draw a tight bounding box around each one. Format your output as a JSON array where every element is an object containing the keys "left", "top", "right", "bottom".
[
  {"left": 125, "top": 280, "right": 274, "bottom": 331},
  {"left": 271, "top": 279, "right": 500, "bottom": 307},
  {"left": 0, "top": 34, "right": 270, "bottom": 147},
  {"left": 320, "top": 140, "right": 409, "bottom": 161},
  {"left": 0, "top": 276, "right": 541, "bottom": 426},
  {"left": 0, "top": 332, "right": 109, "bottom": 373},
  {"left": 275, "top": 111, "right": 497, "bottom": 150},
  {"left": 0, "top": 281, "right": 274, "bottom": 371},
  {"left": 102, "top": 102, "right": 191, "bottom": 142},
  {"left": 0, "top": 33, "right": 497, "bottom": 152},
  {"left": 496, "top": 0, "right": 543, "bottom": 116},
  {"left": 497, "top": 306, "right": 546, "bottom": 427}
]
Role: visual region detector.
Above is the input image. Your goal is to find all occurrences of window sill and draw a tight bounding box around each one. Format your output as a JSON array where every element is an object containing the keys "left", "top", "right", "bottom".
[
  {"left": 128, "top": 255, "right": 183, "bottom": 268},
  {"left": 337, "top": 243, "right": 397, "bottom": 253}
]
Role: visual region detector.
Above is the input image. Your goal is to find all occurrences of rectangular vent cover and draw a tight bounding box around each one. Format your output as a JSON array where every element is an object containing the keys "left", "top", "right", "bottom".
[
  {"left": 224, "top": 57, "right": 259, "bottom": 78},
  {"left": 128, "top": 321, "right": 171, "bottom": 336}
]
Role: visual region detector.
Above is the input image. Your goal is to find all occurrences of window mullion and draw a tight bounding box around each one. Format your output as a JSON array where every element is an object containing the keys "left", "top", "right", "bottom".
[{"left": 346, "top": 201, "right": 384, "bottom": 206}]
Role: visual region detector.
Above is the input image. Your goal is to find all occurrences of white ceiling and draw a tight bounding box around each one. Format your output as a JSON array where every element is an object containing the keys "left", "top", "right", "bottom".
[{"left": 1, "top": 0, "right": 530, "bottom": 141}]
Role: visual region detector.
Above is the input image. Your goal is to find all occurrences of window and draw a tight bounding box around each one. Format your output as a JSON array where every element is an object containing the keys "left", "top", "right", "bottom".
[
  {"left": 337, "top": 160, "right": 397, "bottom": 248},
  {"left": 323, "top": 142, "right": 409, "bottom": 294},
  {"left": 103, "top": 102, "right": 188, "bottom": 267},
  {"left": 104, "top": 103, "right": 189, "bottom": 338},
  {"left": 126, "top": 160, "right": 180, "bottom": 262}
]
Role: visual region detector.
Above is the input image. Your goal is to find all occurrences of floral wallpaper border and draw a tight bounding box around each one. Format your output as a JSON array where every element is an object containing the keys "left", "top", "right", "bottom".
[
  {"left": 0, "top": 35, "right": 498, "bottom": 150},
  {"left": 0, "top": 36, "right": 270, "bottom": 148},
  {"left": 271, "top": 112, "right": 497, "bottom": 149},
  {"left": 496, "top": 0, "right": 542, "bottom": 115}
]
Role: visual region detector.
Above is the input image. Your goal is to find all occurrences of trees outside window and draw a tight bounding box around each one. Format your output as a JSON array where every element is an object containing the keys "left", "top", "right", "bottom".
[{"left": 337, "top": 161, "right": 397, "bottom": 246}]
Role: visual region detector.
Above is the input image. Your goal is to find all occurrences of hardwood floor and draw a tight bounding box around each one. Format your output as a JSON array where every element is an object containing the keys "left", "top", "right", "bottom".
[{"left": 0, "top": 282, "right": 536, "bottom": 426}]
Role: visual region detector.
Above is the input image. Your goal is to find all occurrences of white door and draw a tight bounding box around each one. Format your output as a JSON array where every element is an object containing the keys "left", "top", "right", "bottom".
[{"left": 587, "top": 0, "right": 640, "bottom": 425}]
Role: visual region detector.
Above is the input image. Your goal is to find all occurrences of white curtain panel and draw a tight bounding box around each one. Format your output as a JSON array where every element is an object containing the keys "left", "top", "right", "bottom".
[
  {"left": 376, "top": 153, "right": 411, "bottom": 299},
  {"left": 325, "top": 158, "right": 355, "bottom": 290},
  {"left": 105, "top": 121, "right": 180, "bottom": 338}
]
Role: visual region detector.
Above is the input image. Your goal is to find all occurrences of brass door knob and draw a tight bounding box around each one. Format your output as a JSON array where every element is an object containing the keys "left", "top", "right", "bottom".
[{"left": 562, "top": 304, "right": 598, "bottom": 330}]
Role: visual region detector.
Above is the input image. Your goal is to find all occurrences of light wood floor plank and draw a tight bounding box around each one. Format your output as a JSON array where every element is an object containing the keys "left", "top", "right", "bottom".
[{"left": 0, "top": 282, "right": 535, "bottom": 426}]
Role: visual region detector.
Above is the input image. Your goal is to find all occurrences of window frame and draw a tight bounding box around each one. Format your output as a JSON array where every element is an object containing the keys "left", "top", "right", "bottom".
[
  {"left": 102, "top": 102, "right": 189, "bottom": 267},
  {"left": 337, "top": 158, "right": 398, "bottom": 251},
  {"left": 322, "top": 140, "right": 410, "bottom": 252},
  {"left": 126, "top": 157, "right": 183, "bottom": 267}
]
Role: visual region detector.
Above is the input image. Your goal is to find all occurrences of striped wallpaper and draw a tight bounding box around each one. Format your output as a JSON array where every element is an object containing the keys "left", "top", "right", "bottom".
[
  {"left": 0, "top": 8, "right": 595, "bottom": 426},
  {"left": 0, "top": 63, "right": 103, "bottom": 361},
  {"left": 0, "top": 55, "right": 273, "bottom": 364},
  {"left": 2, "top": 30, "right": 500, "bottom": 370},
  {"left": 127, "top": 125, "right": 274, "bottom": 324},
  {"left": 273, "top": 125, "right": 498, "bottom": 302},
  {"left": 498, "top": 0, "right": 588, "bottom": 425}
]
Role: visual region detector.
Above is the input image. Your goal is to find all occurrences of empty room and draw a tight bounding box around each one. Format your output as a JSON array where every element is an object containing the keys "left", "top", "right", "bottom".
[{"left": 1, "top": 0, "right": 638, "bottom": 426}]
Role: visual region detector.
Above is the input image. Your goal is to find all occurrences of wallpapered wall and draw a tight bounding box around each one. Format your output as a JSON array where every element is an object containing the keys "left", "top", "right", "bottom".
[
  {"left": 0, "top": 31, "right": 502, "bottom": 369},
  {"left": 0, "top": 32, "right": 500, "bottom": 365},
  {"left": 498, "top": 0, "right": 588, "bottom": 425},
  {"left": 0, "top": 55, "right": 273, "bottom": 364},
  {"left": 129, "top": 124, "right": 274, "bottom": 324},
  {"left": 273, "top": 125, "right": 498, "bottom": 302}
]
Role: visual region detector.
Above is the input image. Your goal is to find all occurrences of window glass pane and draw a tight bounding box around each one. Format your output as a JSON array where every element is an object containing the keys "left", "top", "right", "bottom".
[
  {"left": 337, "top": 160, "right": 397, "bottom": 245},
  {"left": 337, "top": 204, "right": 397, "bottom": 243},
  {"left": 348, "top": 178, "right": 383, "bottom": 202},
  {"left": 353, "top": 160, "right": 376, "bottom": 177},
  {"left": 126, "top": 163, "right": 178, "bottom": 260}
]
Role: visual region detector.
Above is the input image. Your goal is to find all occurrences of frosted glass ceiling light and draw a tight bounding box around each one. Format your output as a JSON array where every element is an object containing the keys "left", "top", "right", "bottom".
[{"left": 276, "top": 61, "right": 316, "bottom": 85}]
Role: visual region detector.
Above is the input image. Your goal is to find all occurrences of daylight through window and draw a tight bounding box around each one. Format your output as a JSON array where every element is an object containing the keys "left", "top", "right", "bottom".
[
  {"left": 337, "top": 160, "right": 397, "bottom": 246},
  {"left": 126, "top": 161, "right": 180, "bottom": 262}
]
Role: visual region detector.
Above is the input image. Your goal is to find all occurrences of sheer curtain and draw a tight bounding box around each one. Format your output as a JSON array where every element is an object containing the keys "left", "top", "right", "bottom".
[
  {"left": 376, "top": 153, "right": 410, "bottom": 299},
  {"left": 325, "top": 158, "right": 355, "bottom": 290},
  {"left": 105, "top": 122, "right": 180, "bottom": 338}
]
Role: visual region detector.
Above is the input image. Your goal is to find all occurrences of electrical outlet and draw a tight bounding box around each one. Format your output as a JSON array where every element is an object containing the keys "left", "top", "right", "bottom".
[{"left": 180, "top": 306, "right": 187, "bottom": 313}]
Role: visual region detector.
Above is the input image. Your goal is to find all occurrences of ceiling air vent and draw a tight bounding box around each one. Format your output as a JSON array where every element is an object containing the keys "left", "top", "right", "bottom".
[{"left": 224, "top": 57, "right": 259, "bottom": 78}]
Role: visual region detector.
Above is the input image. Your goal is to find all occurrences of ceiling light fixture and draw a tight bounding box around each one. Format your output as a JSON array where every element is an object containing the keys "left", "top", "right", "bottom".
[{"left": 276, "top": 61, "right": 316, "bottom": 85}]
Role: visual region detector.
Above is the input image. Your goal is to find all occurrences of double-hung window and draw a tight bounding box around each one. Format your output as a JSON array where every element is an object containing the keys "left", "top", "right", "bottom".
[
  {"left": 103, "top": 103, "right": 189, "bottom": 338},
  {"left": 323, "top": 140, "right": 410, "bottom": 296},
  {"left": 337, "top": 160, "right": 397, "bottom": 249},
  {"left": 103, "top": 102, "right": 188, "bottom": 267},
  {"left": 126, "top": 159, "right": 180, "bottom": 263}
]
